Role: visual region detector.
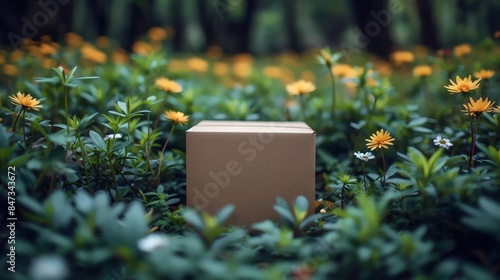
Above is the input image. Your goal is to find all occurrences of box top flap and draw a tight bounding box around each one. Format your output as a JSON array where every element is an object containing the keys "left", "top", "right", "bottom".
[{"left": 186, "top": 121, "right": 315, "bottom": 134}]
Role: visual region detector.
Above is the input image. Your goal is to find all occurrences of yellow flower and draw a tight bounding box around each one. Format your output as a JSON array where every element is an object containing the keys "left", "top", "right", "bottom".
[
  {"left": 263, "top": 66, "right": 283, "bottom": 79},
  {"left": 213, "top": 62, "right": 229, "bottom": 76},
  {"left": 65, "top": 32, "right": 85, "bottom": 47},
  {"left": 9, "top": 92, "right": 43, "bottom": 111},
  {"left": 390, "top": 51, "right": 414, "bottom": 66},
  {"left": 96, "top": 36, "right": 110, "bottom": 48},
  {"left": 366, "top": 129, "right": 395, "bottom": 150},
  {"left": 187, "top": 57, "right": 208, "bottom": 73},
  {"left": 41, "top": 58, "right": 55, "bottom": 69},
  {"left": 10, "top": 50, "right": 24, "bottom": 62},
  {"left": 453, "top": 44, "right": 471, "bottom": 58},
  {"left": 132, "top": 41, "right": 153, "bottom": 55},
  {"left": 331, "top": 63, "right": 355, "bottom": 78},
  {"left": 319, "top": 49, "right": 332, "bottom": 67},
  {"left": 286, "top": 80, "right": 316, "bottom": 96},
  {"left": 39, "top": 43, "right": 58, "bottom": 55},
  {"left": 112, "top": 48, "right": 129, "bottom": 64},
  {"left": 233, "top": 61, "right": 252, "bottom": 78},
  {"left": 81, "top": 44, "right": 107, "bottom": 64},
  {"left": 444, "top": 75, "right": 481, "bottom": 94},
  {"left": 155, "top": 78, "right": 182, "bottom": 93},
  {"left": 3, "top": 64, "right": 19, "bottom": 76},
  {"left": 147, "top": 26, "right": 168, "bottom": 41},
  {"left": 300, "top": 71, "right": 315, "bottom": 82},
  {"left": 474, "top": 69, "right": 495, "bottom": 80},
  {"left": 412, "top": 65, "right": 432, "bottom": 78},
  {"left": 462, "top": 97, "right": 495, "bottom": 117},
  {"left": 164, "top": 110, "right": 189, "bottom": 125}
]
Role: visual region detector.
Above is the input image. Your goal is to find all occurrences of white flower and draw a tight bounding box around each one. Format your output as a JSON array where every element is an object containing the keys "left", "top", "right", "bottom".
[
  {"left": 30, "top": 255, "right": 68, "bottom": 280},
  {"left": 433, "top": 135, "right": 453, "bottom": 149},
  {"left": 354, "top": 151, "right": 375, "bottom": 161},
  {"left": 104, "top": 133, "right": 123, "bottom": 141},
  {"left": 137, "top": 233, "right": 170, "bottom": 252}
]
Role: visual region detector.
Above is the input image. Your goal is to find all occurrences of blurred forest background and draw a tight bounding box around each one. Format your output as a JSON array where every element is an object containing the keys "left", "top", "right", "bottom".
[{"left": 1, "top": 0, "right": 500, "bottom": 58}]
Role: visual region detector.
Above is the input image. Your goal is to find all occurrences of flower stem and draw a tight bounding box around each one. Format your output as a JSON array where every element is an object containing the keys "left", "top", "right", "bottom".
[
  {"left": 107, "top": 153, "right": 119, "bottom": 200},
  {"left": 22, "top": 110, "right": 27, "bottom": 149},
  {"left": 381, "top": 149, "right": 386, "bottom": 187},
  {"left": 12, "top": 109, "right": 22, "bottom": 132},
  {"left": 328, "top": 67, "right": 336, "bottom": 117},
  {"left": 367, "top": 96, "right": 378, "bottom": 127},
  {"left": 298, "top": 94, "right": 306, "bottom": 122},
  {"left": 341, "top": 183, "right": 345, "bottom": 209},
  {"left": 157, "top": 124, "right": 176, "bottom": 185},
  {"left": 470, "top": 116, "right": 481, "bottom": 171},
  {"left": 77, "top": 135, "right": 93, "bottom": 193},
  {"left": 145, "top": 112, "right": 156, "bottom": 181},
  {"left": 362, "top": 161, "right": 367, "bottom": 192},
  {"left": 464, "top": 95, "right": 474, "bottom": 171},
  {"left": 64, "top": 86, "right": 71, "bottom": 151}
]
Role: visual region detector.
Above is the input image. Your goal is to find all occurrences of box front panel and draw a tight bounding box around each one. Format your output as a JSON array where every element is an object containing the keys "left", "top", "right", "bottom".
[{"left": 187, "top": 128, "right": 315, "bottom": 226}]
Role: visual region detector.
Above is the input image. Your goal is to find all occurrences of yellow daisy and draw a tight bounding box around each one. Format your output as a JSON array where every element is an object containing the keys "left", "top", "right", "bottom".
[
  {"left": 474, "top": 69, "right": 495, "bottom": 80},
  {"left": 155, "top": 78, "right": 182, "bottom": 93},
  {"left": 164, "top": 110, "right": 189, "bottom": 125},
  {"left": 9, "top": 92, "right": 43, "bottom": 111},
  {"left": 286, "top": 80, "right": 316, "bottom": 96},
  {"left": 462, "top": 97, "right": 495, "bottom": 117},
  {"left": 453, "top": 44, "right": 472, "bottom": 58},
  {"left": 444, "top": 75, "right": 481, "bottom": 94},
  {"left": 366, "top": 129, "right": 395, "bottom": 150},
  {"left": 412, "top": 65, "right": 432, "bottom": 78}
]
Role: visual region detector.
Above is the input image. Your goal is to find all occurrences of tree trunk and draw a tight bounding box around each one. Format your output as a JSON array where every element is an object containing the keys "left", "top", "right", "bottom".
[
  {"left": 416, "top": 0, "right": 439, "bottom": 50},
  {"left": 197, "top": 0, "right": 216, "bottom": 49},
  {"left": 284, "top": 0, "right": 302, "bottom": 53},
  {"left": 350, "top": 0, "right": 394, "bottom": 59},
  {"left": 225, "top": 0, "right": 257, "bottom": 53},
  {"left": 171, "top": 0, "right": 185, "bottom": 51}
]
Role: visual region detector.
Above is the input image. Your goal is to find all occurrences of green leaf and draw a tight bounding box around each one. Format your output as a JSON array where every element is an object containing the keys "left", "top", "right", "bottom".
[
  {"left": 18, "top": 195, "right": 45, "bottom": 214},
  {"left": 408, "top": 117, "right": 427, "bottom": 127},
  {"left": 299, "top": 213, "right": 323, "bottom": 230},
  {"left": 273, "top": 205, "right": 295, "bottom": 227},
  {"left": 110, "top": 138, "right": 133, "bottom": 153},
  {"left": 77, "top": 113, "right": 98, "bottom": 132},
  {"left": 117, "top": 101, "right": 128, "bottom": 114},
  {"left": 293, "top": 196, "right": 308, "bottom": 222},
  {"left": 478, "top": 198, "right": 500, "bottom": 220},
  {"left": 74, "top": 189, "right": 93, "bottom": 213},
  {"left": 89, "top": 130, "right": 108, "bottom": 153},
  {"left": 29, "top": 120, "right": 49, "bottom": 139},
  {"left": 120, "top": 202, "right": 149, "bottom": 241},
  {"left": 183, "top": 209, "right": 205, "bottom": 231},
  {"left": 8, "top": 152, "right": 33, "bottom": 166},
  {"left": 157, "top": 185, "right": 165, "bottom": 194},
  {"left": 462, "top": 264, "right": 496, "bottom": 280},
  {"left": 215, "top": 204, "right": 235, "bottom": 224}
]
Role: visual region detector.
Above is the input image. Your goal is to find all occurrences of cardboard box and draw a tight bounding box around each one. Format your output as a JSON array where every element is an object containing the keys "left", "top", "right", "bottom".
[{"left": 186, "top": 121, "right": 315, "bottom": 226}]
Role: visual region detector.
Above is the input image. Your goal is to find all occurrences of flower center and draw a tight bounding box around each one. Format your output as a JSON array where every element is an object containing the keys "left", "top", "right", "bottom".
[
  {"left": 439, "top": 139, "right": 447, "bottom": 144},
  {"left": 460, "top": 86, "right": 469, "bottom": 92}
]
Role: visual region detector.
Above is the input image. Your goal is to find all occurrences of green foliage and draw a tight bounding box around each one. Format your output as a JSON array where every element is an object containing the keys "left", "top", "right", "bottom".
[{"left": 1, "top": 36, "right": 500, "bottom": 279}]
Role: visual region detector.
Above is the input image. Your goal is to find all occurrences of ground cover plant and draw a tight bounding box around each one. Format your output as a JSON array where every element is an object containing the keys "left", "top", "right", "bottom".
[{"left": 1, "top": 29, "right": 500, "bottom": 280}]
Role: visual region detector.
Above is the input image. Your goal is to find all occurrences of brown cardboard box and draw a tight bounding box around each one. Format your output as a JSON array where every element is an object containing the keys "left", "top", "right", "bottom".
[{"left": 186, "top": 121, "right": 315, "bottom": 226}]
